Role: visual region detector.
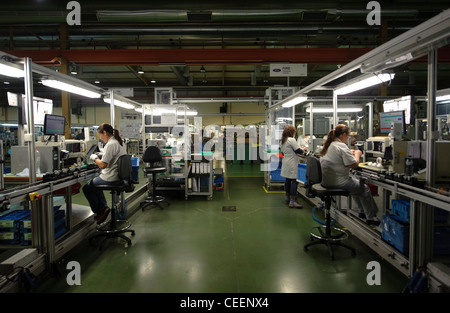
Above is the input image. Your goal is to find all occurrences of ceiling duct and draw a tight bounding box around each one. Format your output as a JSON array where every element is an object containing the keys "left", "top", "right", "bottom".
[
  {"left": 187, "top": 11, "right": 212, "bottom": 22},
  {"left": 301, "top": 10, "right": 328, "bottom": 20}
]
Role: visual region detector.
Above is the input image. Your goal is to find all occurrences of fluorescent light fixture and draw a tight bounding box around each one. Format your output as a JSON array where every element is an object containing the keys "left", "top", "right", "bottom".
[
  {"left": 385, "top": 53, "right": 413, "bottom": 66},
  {"left": 334, "top": 73, "right": 395, "bottom": 95},
  {"left": 306, "top": 107, "right": 363, "bottom": 113},
  {"left": 281, "top": 95, "right": 308, "bottom": 108},
  {"left": 104, "top": 98, "right": 135, "bottom": 109},
  {"left": 436, "top": 88, "right": 450, "bottom": 102},
  {"left": 175, "top": 97, "right": 264, "bottom": 103},
  {"left": 0, "top": 63, "right": 24, "bottom": 78},
  {"left": 41, "top": 79, "right": 102, "bottom": 98}
]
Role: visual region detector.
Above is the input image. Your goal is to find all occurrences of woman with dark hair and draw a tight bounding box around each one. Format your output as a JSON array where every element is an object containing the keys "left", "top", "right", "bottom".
[
  {"left": 280, "top": 125, "right": 304, "bottom": 208},
  {"left": 320, "top": 124, "right": 379, "bottom": 225},
  {"left": 82, "top": 123, "right": 126, "bottom": 224}
]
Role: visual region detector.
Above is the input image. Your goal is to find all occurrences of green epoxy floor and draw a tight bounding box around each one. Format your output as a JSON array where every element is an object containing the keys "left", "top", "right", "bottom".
[{"left": 35, "top": 163, "right": 408, "bottom": 293}]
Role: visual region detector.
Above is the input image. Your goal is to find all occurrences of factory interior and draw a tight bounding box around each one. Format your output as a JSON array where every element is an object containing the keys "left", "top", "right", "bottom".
[{"left": 0, "top": 0, "right": 449, "bottom": 302}]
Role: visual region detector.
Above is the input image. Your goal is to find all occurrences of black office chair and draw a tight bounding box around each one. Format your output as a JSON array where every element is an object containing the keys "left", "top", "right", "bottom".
[
  {"left": 303, "top": 155, "right": 356, "bottom": 260},
  {"left": 89, "top": 154, "right": 136, "bottom": 250},
  {"left": 140, "top": 146, "right": 170, "bottom": 210}
]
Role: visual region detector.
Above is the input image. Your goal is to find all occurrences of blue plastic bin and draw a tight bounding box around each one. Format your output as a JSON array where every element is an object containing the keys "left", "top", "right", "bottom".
[
  {"left": 391, "top": 199, "right": 410, "bottom": 222},
  {"left": 391, "top": 199, "right": 449, "bottom": 223},
  {"left": 381, "top": 214, "right": 410, "bottom": 254},
  {"left": 131, "top": 157, "right": 139, "bottom": 183},
  {"left": 298, "top": 163, "right": 307, "bottom": 184},
  {"left": 270, "top": 169, "right": 286, "bottom": 182},
  {"left": 0, "top": 210, "right": 31, "bottom": 230}
]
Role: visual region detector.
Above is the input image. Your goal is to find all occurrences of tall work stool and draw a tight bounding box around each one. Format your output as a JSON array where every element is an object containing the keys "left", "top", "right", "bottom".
[
  {"left": 89, "top": 154, "right": 137, "bottom": 250},
  {"left": 303, "top": 155, "right": 356, "bottom": 260},
  {"left": 140, "top": 146, "right": 170, "bottom": 211}
]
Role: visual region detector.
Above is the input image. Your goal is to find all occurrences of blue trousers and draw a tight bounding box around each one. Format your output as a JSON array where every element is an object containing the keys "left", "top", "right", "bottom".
[
  {"left": 82, "top": 177, "right": 121, "bottom": 214},
  {"left": 284, "top": 178, "right": 298, "bottom": 197}
]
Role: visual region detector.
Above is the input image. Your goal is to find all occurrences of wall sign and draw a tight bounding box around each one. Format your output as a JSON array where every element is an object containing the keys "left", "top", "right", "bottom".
[{"left": 269, "top": 64, "right": 307, "bottom": 77}]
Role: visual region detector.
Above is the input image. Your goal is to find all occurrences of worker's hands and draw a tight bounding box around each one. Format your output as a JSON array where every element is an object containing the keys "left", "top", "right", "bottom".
[
  {"left": 90, "top": 154, "right": 99, "bottom": 161},
  {"left": 352, "top": 149, "right": 363, "bottom": 158}
]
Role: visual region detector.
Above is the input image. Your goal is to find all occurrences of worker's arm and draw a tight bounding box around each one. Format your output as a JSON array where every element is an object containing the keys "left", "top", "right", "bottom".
[
  {"left": 90, "top": 154, "right": 109, "bottom": 169},
  {"left": 347, "top": 149, "right": 362, "bottom": 169}
]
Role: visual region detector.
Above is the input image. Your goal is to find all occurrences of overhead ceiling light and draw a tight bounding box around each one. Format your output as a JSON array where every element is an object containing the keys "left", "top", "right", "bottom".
[
  {"left": 281, "top": 95, "right": 308, "bottom": 108},
  {"left": 150, "top": 79, "right": 156, "bottom": 84},
  {"left": 0, "top": 62, "right": 24, "bottom": 78},
  {"left": 70, "top": 64, "right": 78, "bottom": 75},
  {"left": 334, "top": 73, "right": 395, "bottom": 95},
  {"left": 200, "top": 65, "right": 206, "bottom": 73},
  {"left": 306, "top": 107, "right": 363, "bottom": 113},
  {"left": 41, "top": 79, "right": 102, "bottom": 98},
  {"left": 137, "top": 66, "right": 144, "bottom": 74},
  {"left": 103, "top": 98, "right": 135, "bottom": 109},
  {"left": 436, "top": 88, "right": 450, "bottom": 102},
  {"left": 94, "top": 79, "right": 100, "bottom": 84}
]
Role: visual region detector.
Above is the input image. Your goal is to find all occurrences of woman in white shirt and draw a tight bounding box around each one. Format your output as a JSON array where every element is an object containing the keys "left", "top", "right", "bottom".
[
  {"left": 280, "top": 125, "right": 306, "bottom": 208},
  {"left": 82, "top": 123, "right": 126, "bottom": 224},
  {"left": 320, "top": 124, "right": 379, "bottom": 225}
]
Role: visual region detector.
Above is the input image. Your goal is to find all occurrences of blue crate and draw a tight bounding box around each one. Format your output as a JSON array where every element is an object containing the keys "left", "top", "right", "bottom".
[
  {"left": 131, "top": 157, "right": 139, "bottom": 167},
  {"left": 391, "top": 199, "right": 410, "bottom": 222},
  {"left": 132, "top": 167, "right": 139, "bottom": 183},
  {"left": 21, "top": 211, "right": 67, "bottom": 245},
  {"left": 0, "top": 210, "right": 31, "bottom": 230},
  {"left": 391, "top": 200, "right": 448, "bottom": 224},
  {"left": 0, "top": 231, "right": 21, "bottom": 245},
  {"left": 270, "top": 169, "right": 286, "bottom": 182},
  {"left": 381, "top": 214, "right": 410, "bottom": 255},
  {"left": 20, "top": 208, "right": 65, "bottom": 231},
  {"left": 298, "top": 163, "right": 307, "bottom": 184},
  {"left": 131, "top": 156, "right": 140, "bottom": 183}
]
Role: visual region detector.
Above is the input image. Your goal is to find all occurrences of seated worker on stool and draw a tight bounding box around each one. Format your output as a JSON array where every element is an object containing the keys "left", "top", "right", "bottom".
[
  {"left": 83, "top": 123, "right": 126, "bottom": 224},
  {"left": 280, "top": 125, "right": 307, "bottom": 208},
  {"left": 320, "top": 124, "right": 380, "bottom": 225}
]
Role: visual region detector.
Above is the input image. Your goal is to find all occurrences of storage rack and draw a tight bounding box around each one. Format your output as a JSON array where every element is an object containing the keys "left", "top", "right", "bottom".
[{"left": 185, "top": 158, "right": 213, "bottom": 200}]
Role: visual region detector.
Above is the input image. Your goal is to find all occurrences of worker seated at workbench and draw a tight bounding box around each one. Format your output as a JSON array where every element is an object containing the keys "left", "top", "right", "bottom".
[{"left": 319, "top": 124, "right": 380, "bottom": 226}]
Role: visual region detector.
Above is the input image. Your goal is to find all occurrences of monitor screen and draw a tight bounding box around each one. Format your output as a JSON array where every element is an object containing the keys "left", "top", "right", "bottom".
[
  {"left": 379, "top": 110, "right": 406, "bottom": 134},
  {"left": 86, "top": 143, "right": 100, "bottom": 156},
  {"left": 44, "top": 114, "right": 65, "bottom": 136}
]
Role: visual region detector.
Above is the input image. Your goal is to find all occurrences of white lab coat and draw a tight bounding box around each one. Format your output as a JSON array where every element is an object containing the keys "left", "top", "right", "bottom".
[{"left": 280, "top": 137, "right": 300, "bottom": 179}]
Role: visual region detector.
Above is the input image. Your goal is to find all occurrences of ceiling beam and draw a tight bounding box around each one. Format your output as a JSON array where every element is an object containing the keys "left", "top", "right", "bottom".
[
  {"left": 5, "top": 48, "right": 373, "bottom": 65},
  {"left": 7, "top": 48, "right": 450, "bottom": 67}
]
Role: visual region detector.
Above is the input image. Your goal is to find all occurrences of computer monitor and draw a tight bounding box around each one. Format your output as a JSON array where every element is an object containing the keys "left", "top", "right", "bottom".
[
  {"left": 379, "top": 110, "right": 406, "bottom": 135},
  {"left": 86, "top": 143, "right": 100, "bottom": 157},
  {"left": 43, "top": 114, "right": 65, "bottom": 136}
]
